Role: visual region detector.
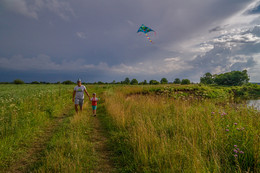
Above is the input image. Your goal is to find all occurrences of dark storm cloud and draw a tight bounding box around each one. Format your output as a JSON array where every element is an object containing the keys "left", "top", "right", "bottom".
[
  {"left": 209, "top": 26, "right": 223, "bottom": 33},
  {"left": 0, "top": 0, "right": 259, "bottom": 82}
]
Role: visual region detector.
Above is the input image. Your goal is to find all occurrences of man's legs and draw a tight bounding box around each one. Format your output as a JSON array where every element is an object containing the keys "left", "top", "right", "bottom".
[
  {"left": 79, "top": 104, "right": 83, "bottom": 111},
  {"left": 79, "top": 99, "right": 84, "bottom": 112},
  {"left": 75, "top": 104, "right": 79, "bottom": 113}
]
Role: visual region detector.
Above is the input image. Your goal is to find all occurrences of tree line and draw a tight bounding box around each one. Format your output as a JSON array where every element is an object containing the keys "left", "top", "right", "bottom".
[
  {"left": 1, "top": 78, "right": 191, "bottom": 85},
  {"left": 200, "top": 70, "right": 250, "bottom": 86},
  {"left": 0, "top": 70, "right": 250, "bottom": 86}
]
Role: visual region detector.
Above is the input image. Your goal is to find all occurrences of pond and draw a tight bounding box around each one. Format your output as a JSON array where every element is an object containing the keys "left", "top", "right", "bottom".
[{"left": 247, "top": 99, "right": 260, "bottom": 110}]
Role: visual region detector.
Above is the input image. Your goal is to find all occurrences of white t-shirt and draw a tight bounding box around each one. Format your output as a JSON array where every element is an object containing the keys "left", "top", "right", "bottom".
[{"left": 74, "top": 85, "right": 86, "bottom": 99}]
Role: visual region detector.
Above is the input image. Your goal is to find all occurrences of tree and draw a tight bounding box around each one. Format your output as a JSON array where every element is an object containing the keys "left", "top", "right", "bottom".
[
  {"left": 181, "top": 79, "right": 190, "bottom": 85},
  {"left": 173, "top": 78, "right": 181, "bottom": 84},
  {"left": 122, "top": 77, "right": 130, "bottom": 84},
  {"left": 62, "top": 80, "right": 74, "bottom": 84},
  {"left": 98, "top": 81, "right": 104, "bottom": 84},
  {"left": 160, "top": 78, "right": 168, "bottom": 84},
  {"left": 214, "top": 70, "right": 249, "bottom": 86},
  {"left": 200, "top": 72, "right": 213, "bottom": 84},
  {"left": 139, "top": 80, "right": 148, "bottom": 85},
  {"left": 130, "top": 78, "right": 138, "bottom": 85},
  {"left": 149, "top": 80, "right": 160, "bottom": 85},
  {"left": 111, "top": 80, "right": 116, "bottom": 84},
  {"left": 31, "top": 81, "right": 40, "bottom": 84},
  {"left": 13, "top": 79, "right": 25, "bottom": 84}
]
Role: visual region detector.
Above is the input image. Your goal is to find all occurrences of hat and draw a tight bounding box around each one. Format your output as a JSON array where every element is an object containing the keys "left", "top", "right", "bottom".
[{"left": 77, "top": 78, "right": 81, "bottom": 82}]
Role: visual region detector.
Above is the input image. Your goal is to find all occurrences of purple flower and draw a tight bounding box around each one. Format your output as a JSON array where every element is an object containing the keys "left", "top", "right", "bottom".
[
  {"left": 240, "top": 151, "right": 244, "bottom": 154},
  {"left": 237, "top": 128, "right": 240, "bottom": 130},
  {"left": 241, "top": 127, "right": 245, "bottom": 130},
  {"left": 226, "top": 129, "right": 229, "bottom": 132},
  {"left": 211, "top": 112, "right": 215, "bottom": 114},
  {"left": 234, "top": 123, "right": 237, "bottom": 125},
  {"left": 234, "top": 145, "right": 237, "bottom": 148},
  {"left": 233, "top": 149, "right": 238, "bottom": 153},
  {"left": 234, "top": 154, "right": 238, "bottom": 157}
]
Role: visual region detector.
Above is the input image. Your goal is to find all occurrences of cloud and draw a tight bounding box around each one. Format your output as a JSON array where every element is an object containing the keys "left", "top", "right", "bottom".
[
  {"left": 0, "top": 0, "right": 74, "bottom": 20},
  {"left": 209, "top": 26, "right": 223, "bottom": 33},
  {"left": 213, "top": 33, "right": 260, "bottom": 44},
  {"left": 1, "top": 0, "right": 38, "bottom": 19},
  {"left": 1, "top": 0, "right": 260, "bottom": 82},
  {"left": 76, "top": 32, "right": 87, "bottom": 39}
]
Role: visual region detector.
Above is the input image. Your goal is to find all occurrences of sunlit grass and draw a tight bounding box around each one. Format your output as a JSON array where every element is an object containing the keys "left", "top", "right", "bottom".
[
  {"left": 104, "top": 86, "right": 260, "bottom": 172},
  {"left": 30, "top": 108, "right": 96, "bottom": 172},
  {"left": 0, "top": 84, "right": 73, "bottom": 169}
]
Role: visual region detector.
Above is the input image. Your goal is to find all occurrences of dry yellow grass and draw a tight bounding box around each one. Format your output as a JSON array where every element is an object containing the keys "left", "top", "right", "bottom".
[{"left": 104, "top": 86, "right": 260, "bottom": 172}]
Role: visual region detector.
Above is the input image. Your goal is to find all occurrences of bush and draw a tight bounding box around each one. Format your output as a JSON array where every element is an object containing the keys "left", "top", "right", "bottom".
[
  {"left": 149, "top": 80, "right": 160, "bottom": 85},
  {"left": 13, "top": 79, "right": 25, "bottom": 84},
  {"left": 62, "top": 80, "right": 74, "bottom": 84},
  {"left": 31, "top": 81, "right": 40, "bottom": 84}
]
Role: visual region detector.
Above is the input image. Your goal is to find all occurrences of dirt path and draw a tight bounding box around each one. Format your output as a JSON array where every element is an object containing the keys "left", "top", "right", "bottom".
[
  {"left": 91, "top": 115, "right": 115, "bottom": 173},
  {"left": 5, "top": 111, "right": 72, "bottom": 173}
]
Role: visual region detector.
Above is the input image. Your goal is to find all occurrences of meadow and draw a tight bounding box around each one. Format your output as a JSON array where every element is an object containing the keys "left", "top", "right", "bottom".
[
  {"left": 103, "top": 85, "right": 260, "bottom": 172},
  {"left": 0, "top": 84, "right": 259, "bottom": 172}
]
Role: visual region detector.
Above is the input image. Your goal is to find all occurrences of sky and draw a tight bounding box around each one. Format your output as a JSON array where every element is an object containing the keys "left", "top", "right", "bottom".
[{"left": 0, "top": 0, "right": 260, "bottom": 83}]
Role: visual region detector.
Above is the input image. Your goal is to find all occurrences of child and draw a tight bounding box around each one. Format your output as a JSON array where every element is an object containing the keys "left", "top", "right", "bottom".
[{"left": 90, "top": 93, "right": 99, "bottom": 116}]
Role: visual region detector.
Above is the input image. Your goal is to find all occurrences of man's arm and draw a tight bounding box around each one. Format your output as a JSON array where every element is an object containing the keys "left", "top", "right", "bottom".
[
  {"left": 84, "top": 89, "right": 90, "bottom": 98},
  {"left": 72, "top": 90, "right": 76, "bottom": 102}
]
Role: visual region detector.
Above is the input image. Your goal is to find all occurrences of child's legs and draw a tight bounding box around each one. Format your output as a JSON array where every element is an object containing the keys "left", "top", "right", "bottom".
[{"left": 92, "top": 106, "right": 97, "bottom": 115}]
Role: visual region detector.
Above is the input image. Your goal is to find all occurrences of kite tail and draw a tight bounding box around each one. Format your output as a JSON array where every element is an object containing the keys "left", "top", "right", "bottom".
[{"left": 145, "top": 33, "right": 153, "bottom": 44}]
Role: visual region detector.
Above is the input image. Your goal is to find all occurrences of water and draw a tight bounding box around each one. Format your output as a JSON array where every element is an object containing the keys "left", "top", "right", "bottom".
[{"left": 247, "top": 99, "right": 260, "bottom": 110}]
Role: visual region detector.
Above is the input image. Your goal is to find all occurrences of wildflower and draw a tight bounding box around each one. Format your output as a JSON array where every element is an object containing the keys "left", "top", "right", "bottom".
[
  {"left": 234, "top": 123, "right": 237, "bottom": 125},
  {"left": 240, "top": 151, "right": 244, "bottom": 154},
  {"left": 233, "top": 149, "right": 238, "bottom": 153},
  {"left": 234, "top": 145, "right": 237, "bottom": 148},
  {"left": 226, "top": 129, "right": 229, "bottom": 132},
  {"left": 241, "top": 127, "right": 245, "bottom": 130},
  {"left": 211, "top": 112, "right": 215, "bottom": 114},
  {"left": 237, "top": 128, "right": 240, "bottom": 130},
  {"left": 234, "top": 154, "right": 238, "bottom": 157}
]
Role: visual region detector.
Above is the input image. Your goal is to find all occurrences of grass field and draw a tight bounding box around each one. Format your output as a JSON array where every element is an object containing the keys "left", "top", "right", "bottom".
[{"left": 0, "top": 84, "right": 259, "bottom": 172}]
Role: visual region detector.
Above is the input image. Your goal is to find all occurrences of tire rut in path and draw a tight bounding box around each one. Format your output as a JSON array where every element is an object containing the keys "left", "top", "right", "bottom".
[
  {"left": 91, "top": 116, "right": 115, "bottom": 173},
  {"left": 6, "top": 111, "right": 71, "bottom": 173}
]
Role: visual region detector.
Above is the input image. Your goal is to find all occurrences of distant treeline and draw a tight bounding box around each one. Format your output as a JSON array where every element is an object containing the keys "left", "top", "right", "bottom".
[
  {"left": 0, "top": 78, "right": 192, "bottom": 85},
  {"left": 0, "top": 70, "right": 257, "bottom": 86}
]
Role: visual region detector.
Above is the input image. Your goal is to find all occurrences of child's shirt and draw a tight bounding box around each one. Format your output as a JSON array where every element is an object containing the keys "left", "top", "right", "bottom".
[{"left": 90, "top": 97, "right": 99, "bottom": 106}]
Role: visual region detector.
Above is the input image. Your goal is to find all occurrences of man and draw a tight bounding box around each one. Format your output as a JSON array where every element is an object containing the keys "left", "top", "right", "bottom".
[{"left": 72, "top": 79, "right": 90, "bottom": 113}]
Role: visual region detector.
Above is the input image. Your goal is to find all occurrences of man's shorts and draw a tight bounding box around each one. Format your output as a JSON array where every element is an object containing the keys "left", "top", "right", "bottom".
[
  {"left": 75, "top": 98, "right": 84, "bottom": 106},
  {"left": 92, "top": 105, "right": 97, "bottom": 110}
]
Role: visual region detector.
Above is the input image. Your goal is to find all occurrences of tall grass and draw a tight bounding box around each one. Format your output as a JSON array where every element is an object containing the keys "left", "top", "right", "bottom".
[
  {"left": 29, "top": 108, "right": 96, "bottom": 172},
  {"left": 104, "top": 86, "right": 260, "bottom": 172},
  {"left": 28, "top": 85, "right": 107, "bottom": 172},
  {"left": 0, "top": 84, "right": 73, "bottom": 169}
]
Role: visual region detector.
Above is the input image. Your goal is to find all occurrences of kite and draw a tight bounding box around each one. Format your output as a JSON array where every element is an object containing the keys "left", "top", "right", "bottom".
[{"left": 137, "top": 24, "right": 156, "bottom": 43}]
